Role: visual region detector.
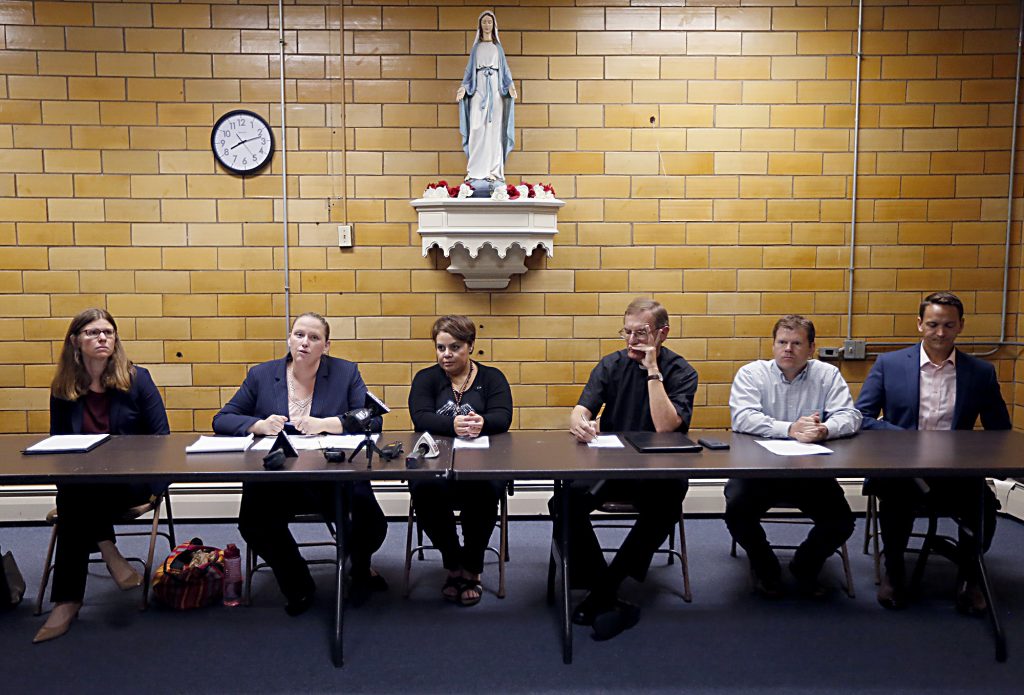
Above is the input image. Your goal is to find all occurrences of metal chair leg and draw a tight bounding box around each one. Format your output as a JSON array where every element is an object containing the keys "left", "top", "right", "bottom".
[
  {"left": 34, "top": 524, "right": 58, "bottom": 616},
  {"left": 839, "top": 541, "right": 855, "bottom": 598},
  {"left": 497, "top": 491, "right": 507, "bottom": 599},
  {"left": 678, "top": 510, "right": 692, "bottom": 602},
  {"left": 403, "top": 501, "right": 415, "bottom": 598},
  {"left": 140, "top": 495, "right": 163, "bottom": 610}
]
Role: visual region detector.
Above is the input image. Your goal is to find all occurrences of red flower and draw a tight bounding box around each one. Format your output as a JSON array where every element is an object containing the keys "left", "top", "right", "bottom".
[
  {"left": 543, "top": 183, "right": 556, "bottom": 196},
  {"left": 506, "top": 184, "right": 520, "bottom": 199},
  {"left": 447, "top": 186, "right": 460, "bottom": 197},
  {"left": 436, "top": 180, "right": 448, "bottom": 188}
]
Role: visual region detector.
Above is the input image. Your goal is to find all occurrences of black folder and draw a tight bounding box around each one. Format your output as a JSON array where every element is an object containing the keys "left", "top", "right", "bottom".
[{"left": 623, "top": 432, "right": 703, "bottom": 454}]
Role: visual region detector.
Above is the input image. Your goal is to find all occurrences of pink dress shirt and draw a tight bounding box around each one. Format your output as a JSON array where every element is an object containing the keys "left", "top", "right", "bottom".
[{"left": 918, "top": 344, "right": 956, "bottom": 431}]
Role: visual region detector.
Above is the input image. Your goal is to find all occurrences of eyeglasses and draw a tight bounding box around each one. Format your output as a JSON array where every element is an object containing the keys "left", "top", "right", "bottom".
[
  {"left": 81, "top": 328, "right": 115, "bottom": 339},
  {"left": 618, "top": 325, "right": 658, "bottom": 341}
]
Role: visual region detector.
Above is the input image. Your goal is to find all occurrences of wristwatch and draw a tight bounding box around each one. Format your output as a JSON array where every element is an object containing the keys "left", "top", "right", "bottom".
[{"left": 647, "top": 372, "right": 663, "bottom": 382}]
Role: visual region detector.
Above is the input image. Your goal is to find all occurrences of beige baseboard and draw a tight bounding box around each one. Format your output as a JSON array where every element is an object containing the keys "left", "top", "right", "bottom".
[{"left": 0, "top": 478, "right": 893, "bottom": 524}]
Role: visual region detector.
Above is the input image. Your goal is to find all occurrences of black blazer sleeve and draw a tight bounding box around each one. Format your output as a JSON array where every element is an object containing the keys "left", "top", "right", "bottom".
[
  {"left": 478, "top": 365, "right": 513, "bottom": 435},
  {"left": 409, "top": 366, "right": 457, "bottom": 436},
  {"left": 125, "top": 366, "right": 170, "bottom": 435},
  {"left": 975, "top": 360, "right": 1011, "bottom": 430},
  {"left": 212, "top": 364, "right": 265, "bottom": 436}
]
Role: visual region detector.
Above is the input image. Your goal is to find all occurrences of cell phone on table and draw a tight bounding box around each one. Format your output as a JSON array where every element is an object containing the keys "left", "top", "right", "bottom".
[{"left": 697, "top": 438, "right": 730, "bottom": 450}]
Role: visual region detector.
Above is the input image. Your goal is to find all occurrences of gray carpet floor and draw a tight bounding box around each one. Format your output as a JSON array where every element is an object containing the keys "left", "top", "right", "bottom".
[{"left": 2, "top": 516, "right": 1023, "bottom": 694}]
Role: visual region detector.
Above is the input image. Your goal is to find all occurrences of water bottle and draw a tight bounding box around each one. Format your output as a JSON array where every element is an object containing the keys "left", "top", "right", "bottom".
[{"left": 223, "top": 543, "right": 242, "bottom": 607}]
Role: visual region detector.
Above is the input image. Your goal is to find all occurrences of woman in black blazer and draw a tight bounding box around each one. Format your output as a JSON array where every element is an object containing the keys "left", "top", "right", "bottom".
[
  {"left": 408, "top": 315, "right": 512, "bottom": 606},
  {"left": 35, "top": 308, "right": 169, "bottom": 643},
  {"left": 213, "top": 312, "right": 388, "bottom": 614}
]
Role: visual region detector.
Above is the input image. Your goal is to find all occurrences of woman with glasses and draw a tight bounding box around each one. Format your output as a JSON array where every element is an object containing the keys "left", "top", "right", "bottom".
[
  {"left": 407, "top": 315, "right": 512, "bottom": 606},
  {"left": 35, "top": 308, "right": 170, "bottom": 643}
]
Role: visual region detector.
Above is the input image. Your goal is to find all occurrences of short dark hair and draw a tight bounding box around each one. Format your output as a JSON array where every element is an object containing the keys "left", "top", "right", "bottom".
[
  {"left": 772, "top": 315, "right": 816, "bottom": 344},
  {"left": 431, "top": 315, "right": 476, "bottom": 345},
  {"left": 624, "top": 297, "right": 669, "bottom": 329},
  {"left": 919, "top": 291, "right": 964, "bottom": 320}
]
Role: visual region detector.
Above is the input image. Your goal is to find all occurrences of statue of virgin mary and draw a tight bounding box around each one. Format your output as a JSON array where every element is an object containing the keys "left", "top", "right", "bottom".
[{"left": 456, "top": 11, "right": 516, "bottom": 188}]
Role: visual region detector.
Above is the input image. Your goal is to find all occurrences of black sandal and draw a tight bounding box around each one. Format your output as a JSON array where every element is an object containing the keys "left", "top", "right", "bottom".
[
  {"left": 458, "top": 579, "right": 482, "bottom": 607},
  {"left": 442, "top": 575, "right": 462, "bottom": 603}
]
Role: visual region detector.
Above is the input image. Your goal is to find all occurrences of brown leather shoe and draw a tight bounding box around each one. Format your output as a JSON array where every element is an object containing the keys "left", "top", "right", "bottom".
[{"left": 877, "top": 572, "right": 907, "bottom": 610}]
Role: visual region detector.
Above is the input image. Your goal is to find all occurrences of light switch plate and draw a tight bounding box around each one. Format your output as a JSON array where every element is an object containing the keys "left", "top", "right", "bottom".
[{"left": 338, "top": 224, "right": 352, "bottom": 247}]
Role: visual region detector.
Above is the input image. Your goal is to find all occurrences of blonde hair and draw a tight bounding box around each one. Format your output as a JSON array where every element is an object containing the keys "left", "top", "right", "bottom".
[{"left": 51, "top": 308, "right": 134, "bottom": 401}]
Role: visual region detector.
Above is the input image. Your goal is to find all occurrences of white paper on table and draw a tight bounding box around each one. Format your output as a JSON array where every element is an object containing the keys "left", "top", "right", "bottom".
[
  {"left": 185, "top": 434, "right": 254, "bottom": 454},
  {"left": 24, "top": 434, "right": 110, "bottom": 454},
  {"left": 755, "top": 440, "right": 832, "bottom": 456},
  {"left": 587, "top": 435, "right": 624, "bottom": 448},
  {"left": 249, "top": 433, "right": 378, "bottom": 451},
  {"left": 453, "top": 436, "right": 489, "bottom": 449}
]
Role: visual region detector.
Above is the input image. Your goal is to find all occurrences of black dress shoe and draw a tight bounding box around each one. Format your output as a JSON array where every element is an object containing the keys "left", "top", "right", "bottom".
[
  {"left": 571, "top": 592, "right": 616, "bottom": 626},
  {"left": 284, "top": 591, "right": 315, "bottom": 617},
  {"left": 751, "top": 570, "right": 785, "bottom": 599},
  {"left": 955, "top": 581, "right": 987, "bottom": 616},
  {"left": 349, "top": 570, "right": 389, "bottom": 607},
  {"left": 592, "top": 602, "right": 641, "bottom": 641},
  {"left": 877, "top": 572, "right": 907, "bottom": 610}
]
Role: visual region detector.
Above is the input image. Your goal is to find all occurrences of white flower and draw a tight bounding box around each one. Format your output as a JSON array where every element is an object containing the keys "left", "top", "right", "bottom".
[
  {"left": 515, "top": 185, "right": 529, "bottom": 199},
  {"left": 532, "top": 185, "right": 551, "bottom": 199},
  {"left": 458, "top": 183, "right": 473, "bottom": 198},
  {"left": 490, "top": 186, "right": 509, "bottom": 201}
]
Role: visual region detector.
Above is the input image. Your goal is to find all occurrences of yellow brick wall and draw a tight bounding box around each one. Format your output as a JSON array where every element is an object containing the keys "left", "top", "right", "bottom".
[{"left": 1, "top": 0, "right": 1022, "bottom": 434}]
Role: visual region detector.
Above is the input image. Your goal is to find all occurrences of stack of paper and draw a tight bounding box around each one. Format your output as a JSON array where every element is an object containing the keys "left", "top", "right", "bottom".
[
  {"left": 185, "top": 434, "right": 254, "bottom": 454},
  {"left": 453, "top": 436, "right": 490, "bottom": 449},
  {"left": 755, "top": 440, "right": 833, "bottom": 456},
  {"left": 24, "top": 434, "right": 111, "bottom": 454},
  {"left": 587, "top": 435, "right": 624, "bottom": 448}
]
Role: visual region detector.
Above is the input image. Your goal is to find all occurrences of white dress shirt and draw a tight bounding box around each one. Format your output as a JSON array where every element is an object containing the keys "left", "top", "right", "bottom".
[{"left": 730, "top": 359, "right": 862, "bottom": 439}]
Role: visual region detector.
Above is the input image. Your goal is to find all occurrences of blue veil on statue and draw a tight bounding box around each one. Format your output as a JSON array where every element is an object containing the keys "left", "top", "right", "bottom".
[{"left": 458, "top": 11, "right": 516, "bottom": 188}]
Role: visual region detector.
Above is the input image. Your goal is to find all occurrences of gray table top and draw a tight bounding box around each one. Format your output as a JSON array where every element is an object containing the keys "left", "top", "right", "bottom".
[
  {"left": 0, "top": 432, "right": 452, "bottom": 485},
  {"left": 451, "top": 429, "right": 1024, "bottom": 480}
]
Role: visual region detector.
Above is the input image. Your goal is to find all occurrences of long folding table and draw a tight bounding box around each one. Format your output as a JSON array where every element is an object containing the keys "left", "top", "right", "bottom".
[
  {"left": 450, "top": 429, "right": 1024, "bottom": 664},
  {"left": 0, "top": 432, "right": 452, "bottom": 667}
]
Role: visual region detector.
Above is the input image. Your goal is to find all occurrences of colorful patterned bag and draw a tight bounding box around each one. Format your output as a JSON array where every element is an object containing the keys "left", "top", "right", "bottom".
[{"left": 151, "top": 538, "right": 225, "bottom": 610}]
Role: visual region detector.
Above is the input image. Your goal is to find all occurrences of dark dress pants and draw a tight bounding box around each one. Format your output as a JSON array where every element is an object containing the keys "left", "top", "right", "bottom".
[
  {"left": 408, "top": 478, "right": 502, "bottom": 575},
  {"left": 559, "top": 478, "right": 688, "bottom": 594},
  {"left": 870, "top": 476, "right": 996, "bottom": 584},
  {"left": 724, "top": 477, "right": 854, "bottom": 582},
  {"left": 52, "top": 482, "right": 154, "bottom": 603},
  {"left": 238, "top": 480, "right": 386, "bottom": 601}
]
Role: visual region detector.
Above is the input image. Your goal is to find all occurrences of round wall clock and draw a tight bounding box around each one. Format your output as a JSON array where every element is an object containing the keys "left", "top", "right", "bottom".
[{"left": 211, "top": 109, "right": 274, "bottom": 175}]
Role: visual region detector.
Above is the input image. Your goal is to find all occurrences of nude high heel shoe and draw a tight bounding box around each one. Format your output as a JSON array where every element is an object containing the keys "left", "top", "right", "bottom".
[{"left": 33, "top": 603, "right": 81, "bottom": 644}]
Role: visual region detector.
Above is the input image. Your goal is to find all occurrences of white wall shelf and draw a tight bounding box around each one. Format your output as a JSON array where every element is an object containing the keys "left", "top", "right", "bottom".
[{"left": 412, "top": 197, "right": 564, "bottom": 289}]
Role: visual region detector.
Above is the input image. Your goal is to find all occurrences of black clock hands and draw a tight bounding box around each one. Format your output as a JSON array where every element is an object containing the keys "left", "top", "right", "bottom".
[{"left": 231, "top": 132, "right": 256, "bottom": 155}]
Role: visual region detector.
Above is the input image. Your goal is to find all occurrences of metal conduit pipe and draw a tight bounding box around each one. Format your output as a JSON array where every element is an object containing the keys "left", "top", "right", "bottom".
[
  {"left": 845, "top": 0, "right": 864, "bottom": 341},
  {"left": 850, "top": 0, "right": 1024, "bottom": 360},
  {"left": 279, "top": 0, "right": 291, "bottom": 331}
]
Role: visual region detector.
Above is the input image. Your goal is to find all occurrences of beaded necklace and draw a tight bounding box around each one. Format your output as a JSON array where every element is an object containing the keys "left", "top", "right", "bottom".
[{"left": 451, "top": 361, "right": 475, "bottom": 408}]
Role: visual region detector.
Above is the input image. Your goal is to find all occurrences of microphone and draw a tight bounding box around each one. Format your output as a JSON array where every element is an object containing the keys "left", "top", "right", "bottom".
[{"left": 405, "top": 432, "right": 439, "bottom": 469}]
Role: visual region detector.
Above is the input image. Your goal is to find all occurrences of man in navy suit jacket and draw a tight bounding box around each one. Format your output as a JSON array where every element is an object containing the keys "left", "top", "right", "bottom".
[{"left": 855, "top": 292, "right": 1010, "bottom": 612}]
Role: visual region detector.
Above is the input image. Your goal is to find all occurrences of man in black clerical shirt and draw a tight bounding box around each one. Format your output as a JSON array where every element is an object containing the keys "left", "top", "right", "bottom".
[{"left": 561, "top": 298, "right": 698, "bottom": 640}]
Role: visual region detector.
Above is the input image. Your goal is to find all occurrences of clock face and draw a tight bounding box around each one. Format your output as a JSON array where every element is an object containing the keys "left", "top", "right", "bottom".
[{"left": 211, "top": 110, "right": 274, "bottom": 175}]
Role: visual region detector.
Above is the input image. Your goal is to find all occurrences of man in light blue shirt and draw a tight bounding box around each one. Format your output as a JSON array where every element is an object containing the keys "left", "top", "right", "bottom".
[{"left": 726, "top": 315, "right": 860, "bottom": 598}]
